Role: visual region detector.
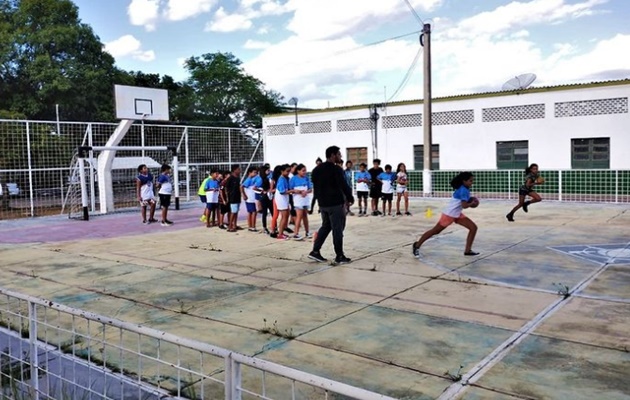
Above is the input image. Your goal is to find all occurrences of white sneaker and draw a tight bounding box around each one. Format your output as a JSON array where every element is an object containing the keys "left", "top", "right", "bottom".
[
  {"left": 293, "top": 234, "right": 304, "bottom": 241},
  {"left": 305, "top": 232, "right": 313, "bottom": 238}
]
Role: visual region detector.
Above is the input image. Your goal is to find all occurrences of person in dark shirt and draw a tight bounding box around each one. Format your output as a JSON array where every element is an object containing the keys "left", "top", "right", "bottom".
[
  {"left": 368, "top": 159, "right": 384, "bottom": 216},
  {"left": 308, "top": 146, "right": 354, "bottom": 265},
  {"left": 224, "top": 164, "right": 242, "bottom": 232}
]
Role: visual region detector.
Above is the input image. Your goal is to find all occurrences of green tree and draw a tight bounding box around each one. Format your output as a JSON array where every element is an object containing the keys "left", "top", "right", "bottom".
[
  {"left": 184, "top": 52, "right": 284, "bottom": 127},
  {"left": 0, "top": 0, "right": 119, "bottom": 121}
]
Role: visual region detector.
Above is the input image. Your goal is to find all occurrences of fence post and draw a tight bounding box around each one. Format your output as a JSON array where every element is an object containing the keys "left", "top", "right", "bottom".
[
  {"left": 231, "top": 358, "right": 242, "bottom": 400},
  {"left": 558, "top": 170, "right": 563, "bottom": 202},
  {"left": 225, "top": 355, "right": 232, "bottom": 400},
  {"left": 88, "top": 123, "right": 96, "bottom": 212},
  {"left": 615, "top": 170, "right": 619, "bottom": 203},
  {"left": 26, "top": 121, "right": 35, "bottom": 217},
  {"left": 28, "top": 301, "right": 40, "bottom": 400},
  {"left": 185, "top": 127, "right": 190, "bottom": 201},
  {"left": 228, "top": 129, "right": 232, "bottom": 166}
]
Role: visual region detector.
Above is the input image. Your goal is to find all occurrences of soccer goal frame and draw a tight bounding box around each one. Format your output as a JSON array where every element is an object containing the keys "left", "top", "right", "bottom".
[{"left": 74, "top": 145, "right": 178, "bottom": 221}]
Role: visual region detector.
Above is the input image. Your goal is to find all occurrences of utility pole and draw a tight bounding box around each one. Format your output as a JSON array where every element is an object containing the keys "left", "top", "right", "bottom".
[
  {"left": 370, "top": 104, "right": 380, "bottom": 159},
  {"left": 421, "top": 23, "right": 432, "bottom": 196}
]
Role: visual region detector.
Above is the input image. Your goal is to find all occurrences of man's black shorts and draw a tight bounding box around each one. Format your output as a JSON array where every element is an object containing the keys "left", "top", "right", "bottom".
[
  {"left": 357, "top": 191, "right": 368, "bottom": 199},
  {"left": 159, "top": 194, "right": 171, "bottom": 208},
  {"left": 220, "top": 203, "right": 230, "bottom": 214},
  {"left": 370, "top": 187, "right": 382, "bottom": 199}
]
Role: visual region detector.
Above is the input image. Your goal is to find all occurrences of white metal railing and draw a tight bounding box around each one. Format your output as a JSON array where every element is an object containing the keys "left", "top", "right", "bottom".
[{"left": 0, "top": 287, "right": 395, "bottom": 400}]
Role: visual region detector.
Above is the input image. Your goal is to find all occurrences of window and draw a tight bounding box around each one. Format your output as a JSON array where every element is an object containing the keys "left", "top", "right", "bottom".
[
  {"left": 496, "top": 141, "right": 529, "bottom": 170},
  {"left": 346, "top": 147, "right": 368, "bottom": 169},
  {"left": 413, "top": 145, "right": 439, "bottom": 170},
  {"left": 572, "top": 138, "right": 610, "bottom": 169}
]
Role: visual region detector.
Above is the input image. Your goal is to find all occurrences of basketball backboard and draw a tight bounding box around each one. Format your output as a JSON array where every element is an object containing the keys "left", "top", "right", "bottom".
[{"left": 114, "top": 85, "right": 170, "bottom": 121}]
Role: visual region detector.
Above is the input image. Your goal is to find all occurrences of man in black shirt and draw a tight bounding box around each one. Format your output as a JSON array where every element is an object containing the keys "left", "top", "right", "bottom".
[
  {"left": 224, "top": 164, "right": 242, "bottom": 232},
  {"left": 308, "top": 146, "right": 354, "bottom": 264},
  {"left": 368, "top": 159, "right": 383, "bottom": 216}
]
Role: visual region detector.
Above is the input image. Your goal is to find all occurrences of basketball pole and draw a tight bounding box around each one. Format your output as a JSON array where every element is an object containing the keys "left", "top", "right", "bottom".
[{"left": 421, "top": 23, "right": 433, "bottom": 196}]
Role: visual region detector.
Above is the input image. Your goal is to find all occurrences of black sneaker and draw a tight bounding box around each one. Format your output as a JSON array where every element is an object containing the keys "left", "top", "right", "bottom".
[
  {"left": 219, "top": 224, "right": 227, "bottom": 230},
  {"left": 284, "top": 227, "right": 294, "bottom": 234},
  {"left": 412, "top": 242, "right": 420, "bottom": 258},
  {"left": 522, "top": 201, "right": 530, "bottom": 213},
  {"left": 396, "top": 212, "right": 403, "bottom": 216},
  {"left": 308, "top": 251, "right": 327, "bottom": 263},
  {"left": 263, "top": 228, "right": 271, "bottom": 235},
  {"left": 405, "top": 212, "right": 412, "bottom": 216},
  {"left": 371, "top": 211, "right": 378, "bottom": 216},
  {"left": 506, "top": 213, "right": 514, "bottom": 222},
  {"left": 270, "top": 231, "right": 278, "bottom": 238},
  {"left": 335, "top": 255, "right": 351, "bottom": 265},
  {"left": 464, "top": 251, "right": 480, "bottom": 256}
]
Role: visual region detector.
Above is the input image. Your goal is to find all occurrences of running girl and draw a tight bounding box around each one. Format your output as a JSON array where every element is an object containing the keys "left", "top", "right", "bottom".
[
  {"left": 289, "top": 164, "right": 313, "bottom": 240},
  {"left": 506, "top": 163, "right": 544, "bottom": 222},
  {"left": 395, "top": 163, "right": 411, "bottom": 216},
  {"left": 412, "top": 172, "right": 479, "bottom": 257}
]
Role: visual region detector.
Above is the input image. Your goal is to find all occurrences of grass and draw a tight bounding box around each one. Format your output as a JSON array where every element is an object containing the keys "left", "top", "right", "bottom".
[
  {"left": 260, "top": 319, "right": 296, "bottom": 340},
  {"left": 552, "top": 282, "right": 571, "bottom": 299},
  {"left": 444, "top": 365, "right": 463, "bottom": 382}
]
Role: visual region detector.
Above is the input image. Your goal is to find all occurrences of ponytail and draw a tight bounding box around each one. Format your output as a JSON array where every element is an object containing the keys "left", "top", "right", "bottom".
[{"left": 450, "top": 172, "right": 473, "bottom": 189}]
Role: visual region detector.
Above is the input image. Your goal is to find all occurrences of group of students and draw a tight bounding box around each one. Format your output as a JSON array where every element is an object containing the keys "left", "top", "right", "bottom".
[{"left": 136, "top": 163, "right": 174, "bottom": 226}]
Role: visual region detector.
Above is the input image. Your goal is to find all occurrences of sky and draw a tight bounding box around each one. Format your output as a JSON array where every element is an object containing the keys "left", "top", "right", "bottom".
[{"left": 72, "top": 0, "right": 630, "bottom": 109}]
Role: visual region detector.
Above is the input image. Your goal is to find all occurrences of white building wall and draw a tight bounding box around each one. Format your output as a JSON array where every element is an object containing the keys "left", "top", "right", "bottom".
[{"left": 264, "top": 82, "right": 630, "bottom": 170}]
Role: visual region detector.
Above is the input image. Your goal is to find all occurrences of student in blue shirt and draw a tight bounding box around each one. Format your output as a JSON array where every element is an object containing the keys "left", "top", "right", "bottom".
[
  {"left": 241, "top": 166, "right": 259, "bottom": 231},
  {"left": 354, "top": 163, "right": 371, "bottom": 216},
  {"left": 412, "top": 172, "right": 480, "bottom": 257},
  {"left": 274, "top": 164, "right": 292, "bottom": 240},
  {"left": 289, "top": 164, "right": 313, "bottom": 240},
  {"left": 203, "top": 169, "right": 220, "bottom": 228},
  {"left": 377, "top": 164, "right": 396, "bottom": 216}
]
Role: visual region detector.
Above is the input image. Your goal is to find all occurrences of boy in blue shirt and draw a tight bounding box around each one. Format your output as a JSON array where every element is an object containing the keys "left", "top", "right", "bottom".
[
  {"left": 377, "top": 164, "right": 396, "bottom": 216},
  {"left": 156, "top": 164, "right": 173, "bottom": 226},
  {"left": 354, "top": 163, "right": 371, "bottom": 216},
  {"left": 204, "top": 169, "right": 220, "bottom": 228},
  {"left": 241, "top": 166, "right": 260, "bottom": 232}
]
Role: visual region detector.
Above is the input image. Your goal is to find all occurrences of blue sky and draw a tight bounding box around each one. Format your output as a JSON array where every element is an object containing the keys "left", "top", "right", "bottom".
[{"left": 73, "top": 0, "right": 630, "bottom": 108}]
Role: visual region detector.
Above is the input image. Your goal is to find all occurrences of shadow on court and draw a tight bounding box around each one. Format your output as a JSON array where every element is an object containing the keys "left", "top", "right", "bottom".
[{"left": 1, "top": 199, "right": 629, "bottom": 399}]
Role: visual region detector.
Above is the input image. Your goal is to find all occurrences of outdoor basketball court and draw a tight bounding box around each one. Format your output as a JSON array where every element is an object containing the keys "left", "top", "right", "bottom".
[{"left": 1, "top": 199, "right": 629, "bottom": 399}]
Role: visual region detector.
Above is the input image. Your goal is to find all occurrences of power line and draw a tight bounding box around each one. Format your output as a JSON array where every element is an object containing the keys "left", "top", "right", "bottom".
[
  {"left": 403, "top": 0, "right": 425, "bottom": 26},
  {"left": 386, "top": 47, "right": 423, "bottom": 103}
]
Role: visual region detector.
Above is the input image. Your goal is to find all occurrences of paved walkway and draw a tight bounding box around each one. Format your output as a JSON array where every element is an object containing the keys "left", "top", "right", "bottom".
[{"left": 1, "top": 199, "right": 629, "bottom": 399}]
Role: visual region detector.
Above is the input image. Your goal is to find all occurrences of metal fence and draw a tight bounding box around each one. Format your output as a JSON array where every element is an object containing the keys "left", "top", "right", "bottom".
[
  {"left": 0, "top": 287, "right": 395, "bottom": 400},
  {"left": 0, "top": 119, "right": 263, "bottom": 220}
]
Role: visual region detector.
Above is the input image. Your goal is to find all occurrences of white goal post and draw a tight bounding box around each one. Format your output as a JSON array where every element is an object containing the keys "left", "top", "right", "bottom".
[{"left": 76, "top": 144, "right": 178, "bottom": 221}]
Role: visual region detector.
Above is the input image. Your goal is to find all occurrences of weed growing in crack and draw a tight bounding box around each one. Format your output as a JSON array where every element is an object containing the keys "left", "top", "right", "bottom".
[
  {"left": 175, "top": 299, "right": 194, "bottom": 314},
  {"left": 260, "top": 319, "right": 296, "bottom": 340},
  {"left": 444, "top": 365, "right": 463, "bottom": 382},
  {"left": 552, "top": 283, "right": 571, "bottom": 299}
]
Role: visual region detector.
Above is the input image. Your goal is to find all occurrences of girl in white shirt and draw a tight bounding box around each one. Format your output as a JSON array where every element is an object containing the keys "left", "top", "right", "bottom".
[{"left": 395, "top": 163, "right": 411, "bottom": 216}]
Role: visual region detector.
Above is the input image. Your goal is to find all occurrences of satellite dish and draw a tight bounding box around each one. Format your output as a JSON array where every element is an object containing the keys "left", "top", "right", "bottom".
[{"left": 502, "top": 73, "right": 537, "bottom": 91}]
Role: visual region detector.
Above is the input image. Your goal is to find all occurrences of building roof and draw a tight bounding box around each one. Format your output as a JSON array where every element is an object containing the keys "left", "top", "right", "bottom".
[{"left": 265, "top": 79, "right": 630, "bottom": 118}]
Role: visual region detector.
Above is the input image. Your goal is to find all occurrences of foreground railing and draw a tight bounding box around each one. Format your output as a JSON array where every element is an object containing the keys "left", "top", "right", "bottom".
[{"left": 0, "top": 287, "right": 395, "bottom": 400}]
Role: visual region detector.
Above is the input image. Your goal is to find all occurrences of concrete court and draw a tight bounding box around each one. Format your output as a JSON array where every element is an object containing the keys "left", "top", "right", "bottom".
[{"left": 0, "top": 199, "right": 629, "bottom": 400}]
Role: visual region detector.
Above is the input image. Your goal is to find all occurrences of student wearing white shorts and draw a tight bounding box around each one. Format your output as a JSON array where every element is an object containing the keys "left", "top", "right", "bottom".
[
  {"left": 395, "top": 162, "right": 411, "bottom": 216},
  {"left": 274, "top": 164, "right": 292, "bottom": 240},
  {"left": 136, "top": 164, "right": 157, "bottom": 224},
  {"left": 289, "top": 164, "right": 313, "bottom": 240}
]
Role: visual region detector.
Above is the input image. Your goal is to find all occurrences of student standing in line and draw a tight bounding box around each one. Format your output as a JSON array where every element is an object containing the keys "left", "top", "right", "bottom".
[
  {"left": 275, "top": 164, "right": 292, "bottom": 240},
  {"left": 412, "top": 172, "right": 480, "bottom": 257},
  {"left": 241, "top": 166, "right": 259, "bottom": 232},
  {"left": 354, "top": 163, "right": 371, "bottom": 216},
  {"left": 395, "top": 163, "right": 411, "bottom": 216},
  {"left": 136, "top": 164, "right": 157, "bottom": 224},
  {"left": 198, "top": 172, "right": 211, "bottom": 223},
  {"left": 344, "top": 160, "right": 355, "bottom": 216},
  {"left": 204, "top": 169, "right": 220, "bottom": 228},
  {"left": 156, "top": 164, "right": 174, "bottom": 226},
  {"left": 289, "top": 164, "right": 313, "bottom": 240},
  {"left": 377, "top": 164, "right": 396, "bottom": 217},
  {"left": 258, "top": 165, "right": 274, "bottom": 234},
  {"left": 368, "top": 159, "right": 384, "bottom": 216},
  {"left": 224, "top": 164, "right": 242, "bottom": 232},
  {"left": 309, "top": 157, "right": 323, "bottom": 214},
  {"left": 217, "top": 171, "right": 230, "bottom": 229},
  {"left": 506, "top": 163, "right": 544, "bottom": 222}
]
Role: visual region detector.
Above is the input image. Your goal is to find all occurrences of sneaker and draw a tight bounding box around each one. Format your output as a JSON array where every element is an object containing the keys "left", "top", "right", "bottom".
[
  {"left": 371, "top": 211, "right": 378, "bottom": 216},
  {"left": 277, "top": 234, "right": 290, "bottom": 240},
  {"left": 269, "top": 231, "right": 278, "bottom": 238},
  {"left": 160, "top": 221, "right": 171, "bottom": 227},
  {"left": 523, "top": 201, "right": 530, "bottom": 213},
  {"left": 263, "top": 228, "right": 271, "bottom": 235},
  {"left": 248, "top": 228, "right": 258, "bottom": 232},
  {"left": 305, "top": 232, "right": 313, "bottom": 238},
  {"left": 148, "top": 218, "right": 158, "bottom": 223},
  {"left": 164, "top": 220, "right": 174, "bottom": 225},
  {"left": 405, "top": 212, "right": 412, "bottom": 216},
  {"left": 506, "top": 213, "right": 514, "bottom": 222},
  {"left": 376, "top": 210, "right": 383, "bottom": 215},
  {"left": 464, "top": 251, "right": 480, "bottom": 256},
  {"left": 284, "top": 227, "right": 294, "bottom": 234},
  {"left": 293, "top": 234, "right": 304, "bottom": 241},
  {"left": 348, "top": 211, "right": 355, "bottom": 216},
  {"left": 396, "top": 212, "right": 403, "bottom": 216},
  {"left": 308, "top": 251, "right": 327, "bottom": 263},
  {"left": 219, "top": 224, "right": 227, "bottom": 230},
  {"left": 308, "top": 210, "right": 314, "bottom": 215},
  {"left": 412, "top": 242, "right": 421, "bottom": 258},
  {"left": 142, "top": 219, "right": 147, "bottom": 224},
  {"left": 335, "top": 255, "right": 352, "bottom": 265}
]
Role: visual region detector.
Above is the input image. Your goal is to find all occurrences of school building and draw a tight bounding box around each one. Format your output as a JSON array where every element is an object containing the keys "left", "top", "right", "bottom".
[{"left": 262, "top": 80, "right": 630, "bottom": 201}]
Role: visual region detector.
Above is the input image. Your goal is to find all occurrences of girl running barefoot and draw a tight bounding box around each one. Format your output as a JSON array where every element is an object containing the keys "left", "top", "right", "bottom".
[
  {"left": 506, "top": 163, "right": 544, "bottom": 222},
  {"left": 412, "top": 172, "right": 479, "bottom": 257},
  {"left": 395, "top": 163, "right": 411, "bottom": 216}
]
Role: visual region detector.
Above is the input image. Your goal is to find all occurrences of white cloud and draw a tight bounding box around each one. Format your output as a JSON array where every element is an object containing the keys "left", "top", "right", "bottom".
[
  {"left": 104, "top": 35, "right": 156, "bottom": 62},
  {"left": 127, "top": 0, "right": 159, "bottom": 31},
  {"left": 444, "top": 0, "right": 608, "bottom": 39},
  {"left": 244, "top": 39, "right": 272, "bottom": 49},
  {"left": 205, "top": 7, "right": 253, "bottom": 32},
  {"left": 257, "top": 24, "right": 272, "bottom": 34},
  {"left": 164, "top": 0, "right": 217, "bottom": 21}
]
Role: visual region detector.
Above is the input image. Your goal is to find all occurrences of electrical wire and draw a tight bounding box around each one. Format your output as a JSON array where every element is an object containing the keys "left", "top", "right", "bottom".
[
  {"left": 403, "top": 0, "right": 425, "bottom": 26},
  {"left": 386, "top": 46, "right": 423, "bottom": 103}
]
